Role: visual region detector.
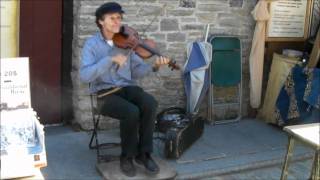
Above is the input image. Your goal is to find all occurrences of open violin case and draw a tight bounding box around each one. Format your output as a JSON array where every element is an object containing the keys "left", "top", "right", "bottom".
[
  {"left": 156, "top": 107, "right": 205, "bottom": 159},
  {"left": 155, "top": 25, "right": 212, "bottom": 159}
]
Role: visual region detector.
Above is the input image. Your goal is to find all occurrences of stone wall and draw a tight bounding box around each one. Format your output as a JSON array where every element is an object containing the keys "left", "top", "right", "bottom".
[{"left": 71, "top": 0, "right": 259, "bottom": 130}]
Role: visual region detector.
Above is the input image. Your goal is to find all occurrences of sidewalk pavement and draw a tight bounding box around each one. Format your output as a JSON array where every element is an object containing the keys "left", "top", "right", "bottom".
[{"left": 36, "top": 113, "right": 318, "bottom": 179}]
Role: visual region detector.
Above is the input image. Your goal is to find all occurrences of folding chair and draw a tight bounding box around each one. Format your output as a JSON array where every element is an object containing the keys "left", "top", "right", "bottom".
[
  {"left": 207, "top": 36, "right": 242, "bottom": 124},
  {"left": 88, "top": 87, "right": 120, "bottom": 163}
]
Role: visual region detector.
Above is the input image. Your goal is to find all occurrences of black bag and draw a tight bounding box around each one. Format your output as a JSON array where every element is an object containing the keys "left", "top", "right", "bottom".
[{"left": 156, "top": 107, "right": 204, "bottom": 159}]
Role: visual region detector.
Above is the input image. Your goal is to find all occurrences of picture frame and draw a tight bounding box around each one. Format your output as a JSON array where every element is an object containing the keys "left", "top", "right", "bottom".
[{"left": 266, "top": 0, "right": 314, "bottom": 42}]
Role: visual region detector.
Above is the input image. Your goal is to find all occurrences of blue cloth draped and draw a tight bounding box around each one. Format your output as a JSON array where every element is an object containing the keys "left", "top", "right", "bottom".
[
  {"left": 304, "top": 68, "right": 320, "bottom": 109},
  {"left": 275, "top": 66, "right": 314, "bottom": 125}
]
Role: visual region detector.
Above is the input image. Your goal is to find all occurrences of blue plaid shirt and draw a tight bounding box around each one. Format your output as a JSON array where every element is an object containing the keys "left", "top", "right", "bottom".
[{"left": 80, "top": 32, "right": 152, "bottom": 93}]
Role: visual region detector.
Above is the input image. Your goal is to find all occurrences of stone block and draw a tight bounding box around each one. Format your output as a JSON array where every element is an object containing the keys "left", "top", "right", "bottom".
[
  {"left": 229, "top": 0, "right": 243, "bottom": 8},
  {"left": 197, "top": 4, "right": 228, "bottom": 12},
  {"left": 79, "top": 6, "right": 96, "bottom": 15},
  {"left": 79, "top": 15, "right": 95, "bottom": 25},
  {"left": 155, "top": 42, "right": 167, "bottom": 53},
  {"left": 180, "top": 17, "right": 197, "bottom": 23},
  {"left": 130, "top": 24, "right": 158, "bottom": 32},
  {"left": 149, "top": 33, "right": 166, "bottom": 40},
  {"left": 219, "top": 19, "right": 243, "bottom": 27},
  {"left": 121, "top": 5, "right": 139, "bottom": 15},
  {"left": 187, "top": 32, "right": 204, "bottom": 41},
  {"left": 137, "top": 5, "right": 162, "bottom": 16},
  {"left": 217, "top": 12, "right": 235, "bottom": 19},
  {"left": 160, "top": 19, "right": 179, "bottom": 31},
  {"left": 122, "top": 16, "right": 145, "bottom": 23},
  {"left": 195, "top": 13, "right": 217, "bottom": 23},
  {"left": 179, "top": 0, "right": 196, "bottom": 8},
  {"left": 168, "top": 42, "right": 186, "bottom": 50},
  {"left": 166, "top": 9, "right": 194, "bottom": 16},
  {"left": 159, "top": 0, "right": 179, "bottom": 7},
  {"left": 181, "top": 24, "right": 205, "bottom": 31},
  {"left": 167, "top": 33, "right": 186, "bottom": 42}
]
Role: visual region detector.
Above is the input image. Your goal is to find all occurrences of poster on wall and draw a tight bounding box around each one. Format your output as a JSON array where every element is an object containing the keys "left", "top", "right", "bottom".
[
  {"left": 0, "top": 0, "right": 19, "bottom": 58},
  {"left": 266, "top": 0, "right": 313, "bottom": 41}
]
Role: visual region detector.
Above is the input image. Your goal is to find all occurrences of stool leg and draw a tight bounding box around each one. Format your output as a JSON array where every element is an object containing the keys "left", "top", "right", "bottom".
[
  {"left": 310, "top": 151, "right": 320, "bottom": 180},
  {"left": 281, "top": 137, "right": 295, "bottom": 180},
  {"left": 94, "top": 115, "right": 101, "bottom": 163},
  {"left": 89, "top": 114, "right": 100, "bottom": 148},
  {"left": 88, "top": 112, "right": 101, "bottom": 163},
  {"left": 89, "top": 123, "right": 98, "bottom": 149}
]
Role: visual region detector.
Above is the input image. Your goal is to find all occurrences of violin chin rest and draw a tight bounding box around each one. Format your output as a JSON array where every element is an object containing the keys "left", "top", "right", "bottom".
[{"left": 119, "top": 26, "right": 128, "bottom": 37}]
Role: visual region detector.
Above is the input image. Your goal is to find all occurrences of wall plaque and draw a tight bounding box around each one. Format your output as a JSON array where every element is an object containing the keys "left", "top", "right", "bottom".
[{"left": 266, "top": 0, "right": 313, "bottom": 41}]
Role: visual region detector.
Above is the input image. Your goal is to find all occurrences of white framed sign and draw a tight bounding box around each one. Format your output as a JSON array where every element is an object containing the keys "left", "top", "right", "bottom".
[
  {"left": 266, "top": 0, "right": 313, "bottom": 41},
  {"left": 0, "top": 58, "right": 31, "bottom": 110},
  {"left": 0, "top": 58, "right": 47, "bottom": 177}
]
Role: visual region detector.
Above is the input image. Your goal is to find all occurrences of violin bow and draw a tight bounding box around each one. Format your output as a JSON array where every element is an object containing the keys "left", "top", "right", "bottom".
[
  {"left": 140, "top": 3, "right": 167, "bottom": 38},
  {"left": 138, "top": 3, "right": 179, "bottom": 71},
  {"left": 125, "top": 3, "right": 167, "bottom": 57}
]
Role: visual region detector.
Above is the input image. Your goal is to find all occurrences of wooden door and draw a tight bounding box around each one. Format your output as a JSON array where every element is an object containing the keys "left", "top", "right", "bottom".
[{"left": 19, "top": 0, "right": 62, "bottom": 124}]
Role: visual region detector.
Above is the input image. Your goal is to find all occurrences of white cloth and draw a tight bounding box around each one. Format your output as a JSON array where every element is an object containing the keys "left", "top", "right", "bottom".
[{"left": 249, "top": 0, "right": 270, "bottom": 108}]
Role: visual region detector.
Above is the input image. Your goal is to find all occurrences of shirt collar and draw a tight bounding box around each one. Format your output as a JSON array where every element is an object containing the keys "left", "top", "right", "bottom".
[
  {"left": 97, "top": 31, "right": 114, "bottom": 47},
  {"left": 97, "top": 31, "right": 105, "bottom": 41}
]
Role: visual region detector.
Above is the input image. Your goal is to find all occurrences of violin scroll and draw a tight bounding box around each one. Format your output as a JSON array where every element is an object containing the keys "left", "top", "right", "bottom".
[{"left": 168, "top": 59, "right": 180, "bottom": 70}]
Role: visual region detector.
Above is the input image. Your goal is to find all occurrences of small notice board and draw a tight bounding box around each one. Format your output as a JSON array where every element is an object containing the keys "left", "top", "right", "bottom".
[
  {"left": 0, "top": 57, "right": 31, "bottom": 110},
  {"left": 266, "top": 0, "right": 313, "bottom": 41}
]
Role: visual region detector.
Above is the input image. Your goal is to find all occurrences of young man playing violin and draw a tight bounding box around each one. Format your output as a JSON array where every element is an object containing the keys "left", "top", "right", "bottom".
[{"left": 80, "top": 2, "right": 170, "bottom": 177}]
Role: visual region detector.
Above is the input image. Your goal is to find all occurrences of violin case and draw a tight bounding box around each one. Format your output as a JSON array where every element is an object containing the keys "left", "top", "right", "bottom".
[
  {"left": 156, "top": 107, "right": 204, "bottom": 159},
  {"left": 154, "top": 24, "right": 211, "bottom": 159}
]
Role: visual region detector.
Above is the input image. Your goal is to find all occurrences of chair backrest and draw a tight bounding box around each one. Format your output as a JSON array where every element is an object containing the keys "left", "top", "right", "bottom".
[{"left": 210, "top": 36, "right": 241, "bottom": 86}]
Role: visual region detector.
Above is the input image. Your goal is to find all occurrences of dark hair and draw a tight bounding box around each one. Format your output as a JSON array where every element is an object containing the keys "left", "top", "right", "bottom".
[
  {"left": 95, "top": 2, "right": 124, "bottom": 29},
  {"left": 95, "top": 14, "right": 124, "bottom": 29},
  {"left": 95, "top": 16, "right": 103, "bottom": 29}
]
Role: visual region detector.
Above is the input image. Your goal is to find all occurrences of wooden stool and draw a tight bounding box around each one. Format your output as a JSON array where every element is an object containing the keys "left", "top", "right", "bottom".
[{"left": 96, "top": 157, "right": 177, "bottom": 179}]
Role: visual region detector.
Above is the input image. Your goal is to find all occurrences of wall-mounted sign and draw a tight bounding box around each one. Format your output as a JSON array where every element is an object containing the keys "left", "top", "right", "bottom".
[
  {"left": 0, "top": 0, "right": 19, "bottom": 58},
  {"left": 0, "top": 58, "right": 31, "bottom": 111},
  {"left": 266, "top": 0, "right": 313, "bottom": 41}
]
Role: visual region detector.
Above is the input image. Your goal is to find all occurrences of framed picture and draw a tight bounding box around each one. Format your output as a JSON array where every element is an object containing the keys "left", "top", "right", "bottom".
[{"left": 266, "top": 0, "right": 314, "bottom": 41}]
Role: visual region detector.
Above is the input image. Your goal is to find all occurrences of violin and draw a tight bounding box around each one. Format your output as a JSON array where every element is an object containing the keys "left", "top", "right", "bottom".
[{"left": 113, "top": 25, "right": 180, "bottom": 71}]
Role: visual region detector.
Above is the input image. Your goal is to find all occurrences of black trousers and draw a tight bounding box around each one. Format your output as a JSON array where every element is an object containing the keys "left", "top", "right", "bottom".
[{"left": 98, "top": 86, "right": 158, "bottom": 157}]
